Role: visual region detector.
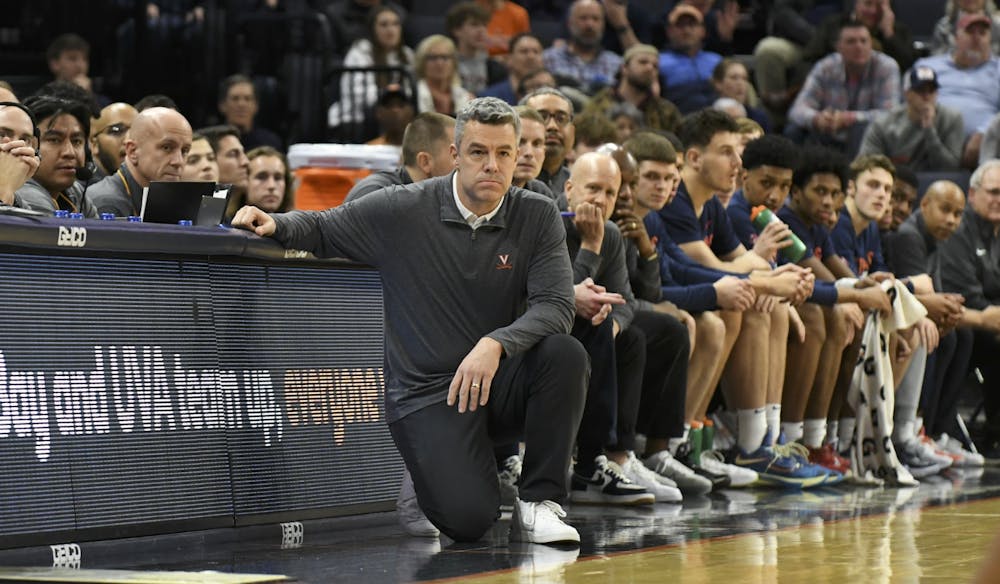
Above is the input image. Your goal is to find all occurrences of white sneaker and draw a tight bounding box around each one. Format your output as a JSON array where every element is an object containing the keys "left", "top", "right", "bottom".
[
  {"left": 937, "top": 433, "right": 986, "bottom": 467},
  {"left": 509, "top": 499, "right": 580, "bottom": 545},
  {"left": 498, "top": 454, "right": 522, "bottom": 510},
  {"left": 620, "top": 451, "right": 683, "bottom": 503},
  {"left": 916, "top": 435, "right": 955, "bottom": 469},
  {"left": 396, "top": 469, "right": 440, "bottom": 538},
  {"left": 699, "top": 450, "right": 759, "bottom": 487},
  {"left": 643, "top": 450, "right": 713, "bottom": 496}
]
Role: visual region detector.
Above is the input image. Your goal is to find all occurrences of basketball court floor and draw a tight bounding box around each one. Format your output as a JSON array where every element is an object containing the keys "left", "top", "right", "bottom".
[{"left": 1, "top": 467, "right": 999, "bottom": 583}]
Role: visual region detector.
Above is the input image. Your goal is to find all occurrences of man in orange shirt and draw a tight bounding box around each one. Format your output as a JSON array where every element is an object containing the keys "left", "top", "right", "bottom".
[{"left": 477, "top": 0, "right": 530, "bottom": 57}]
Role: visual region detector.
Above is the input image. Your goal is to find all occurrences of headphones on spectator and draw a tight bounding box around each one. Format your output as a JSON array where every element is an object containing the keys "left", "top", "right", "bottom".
[{"left": 0, "top": 101, "right": 41, "bottom": 157}]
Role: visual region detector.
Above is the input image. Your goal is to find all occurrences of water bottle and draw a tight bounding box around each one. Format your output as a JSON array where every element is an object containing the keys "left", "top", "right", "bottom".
[
  {"left": 127, "top": 215, "right": 142, "bottom": 223},
  {"left": 54, "top": 210, "right": 69, "bottom": 218},
  {"left": 69, "top": 212, "right": 84, "bottom": 220},
  {"left": 750, "top": 206, "right": 807, "bottom": 263},
  {"left": 178, "top": 219, "right": 193, "bottom": 226},
  {"left": 100, "top": 213, "right": 115, "bottom": 221}
]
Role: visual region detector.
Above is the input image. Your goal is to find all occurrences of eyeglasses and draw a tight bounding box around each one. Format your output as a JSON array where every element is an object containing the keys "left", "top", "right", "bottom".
[
  {"left": 537, "top": 110, "right": 573, "bottom": 127},
  {"left": 96, "top": 122, "right": 129, "bottom": 137}
]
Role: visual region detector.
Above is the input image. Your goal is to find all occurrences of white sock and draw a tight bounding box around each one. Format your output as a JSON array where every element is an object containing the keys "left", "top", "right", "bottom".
[
  {"left": 893, "top": 346, "right": 925, "bottom": 442},
  {"left": 803, "top": 418, "right": 827, "bottom": 448},
  {"left": 766, "top": 404, "right": 781, "bottom": 445},
  {"left": 782, "top": 421, "right": 804, "bottom": 443},
  {"left": 667, "top": 437, "right": 686, "bottom": 457},
  {"left": 737, "top": 407, "right": 768, "bottom": 453},
  {"left": 893, "top": 420, "right": 917, "bottom": 446},
  {"left": 838, "top": 417, "right": 856, "bottom": 451}
]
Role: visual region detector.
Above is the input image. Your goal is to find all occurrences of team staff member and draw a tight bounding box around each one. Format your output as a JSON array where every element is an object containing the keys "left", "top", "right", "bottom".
[{"left": 233, "top": 97, "right": 587, "bottom": 545}]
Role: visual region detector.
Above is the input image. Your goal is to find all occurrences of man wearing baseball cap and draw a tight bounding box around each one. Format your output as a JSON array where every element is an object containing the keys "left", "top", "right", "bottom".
[
  {"left": 582, "top": 43, "right": 681, "bottom": 134},
  {"left": 658, "top": 4, "right": 723, "bottom": 114},
  {"left": 913, "top": 12, "right": 1000, "bottom": 168},
  {"left": 859, "top": 65, "right": 964, "bottom": 170}
]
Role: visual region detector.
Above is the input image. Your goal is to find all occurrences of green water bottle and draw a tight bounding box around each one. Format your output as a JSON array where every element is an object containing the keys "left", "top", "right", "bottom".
[{"left": 751, "top": 205, "right": 807, "bottom": 263}]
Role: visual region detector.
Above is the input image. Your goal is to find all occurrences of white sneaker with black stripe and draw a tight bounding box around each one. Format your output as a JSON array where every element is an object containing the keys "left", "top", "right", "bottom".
[
  {"left": 620, "top": 451, "right": 683, "bottom": 502},
  {"left": 569, "top": 455, "right": 655, "bottom": 506}
]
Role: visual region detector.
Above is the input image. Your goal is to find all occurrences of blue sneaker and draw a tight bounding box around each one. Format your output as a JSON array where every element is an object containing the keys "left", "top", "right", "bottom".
[
  {"left": 775, "top": 441, "right": 844, "bottom": 486},
  {"left": 733, "top": 442, "right": 829, "bottom": 489}
]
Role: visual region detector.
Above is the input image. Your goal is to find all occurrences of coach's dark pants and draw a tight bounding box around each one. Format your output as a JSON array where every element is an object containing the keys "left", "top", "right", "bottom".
[{"left": 389, "top": 334, "right": 588, "bottom": 542}]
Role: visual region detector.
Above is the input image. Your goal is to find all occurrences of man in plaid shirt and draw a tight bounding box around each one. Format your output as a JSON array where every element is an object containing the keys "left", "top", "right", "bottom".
[{"left": 788, "top": 19, "right": 900, "bottom": 151}]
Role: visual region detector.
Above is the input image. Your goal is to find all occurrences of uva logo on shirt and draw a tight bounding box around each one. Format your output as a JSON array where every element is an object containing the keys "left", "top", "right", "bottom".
[
  {"left": 857, "top": 251, "right": 875, "bottom": 275},
  {"left": 814, "top": 246, "right": 824, "bottom": 260},
  {"left": 496, "top": 254, "right": 513, "bottom": 270}
]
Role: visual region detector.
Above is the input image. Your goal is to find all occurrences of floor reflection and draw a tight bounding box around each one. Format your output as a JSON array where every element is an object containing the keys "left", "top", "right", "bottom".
[{"left": 0, "top": 468, "right": 998, "bottom": 583}]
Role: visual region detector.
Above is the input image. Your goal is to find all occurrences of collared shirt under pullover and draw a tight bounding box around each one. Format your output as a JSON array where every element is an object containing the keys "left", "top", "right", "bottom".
[{"left": 939, "top": 205, "right": 1000, "bottom": 310}]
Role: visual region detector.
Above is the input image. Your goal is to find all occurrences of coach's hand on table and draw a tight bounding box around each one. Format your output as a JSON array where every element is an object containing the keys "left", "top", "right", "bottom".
[
  {"left": 448, "top": 337, "right": 503, "bottom": 413},
  {"left": 232, "top": 205, "right": 276, "bottom": 236}
]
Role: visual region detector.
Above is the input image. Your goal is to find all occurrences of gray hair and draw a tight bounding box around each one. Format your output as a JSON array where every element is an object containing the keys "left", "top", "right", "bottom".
[
  {"left": 518, "top": 87, "right": 575, "bottom": 112},
  {"left": 454, "top": 97, "right": 521, "bottom": 150},
  {"left": 971, "top": 159, "right": 1000, "bottom": 190}
]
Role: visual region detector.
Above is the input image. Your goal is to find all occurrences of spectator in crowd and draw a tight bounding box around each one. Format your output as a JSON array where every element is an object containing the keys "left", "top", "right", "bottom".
[
  {"left": 480, "top": 33, "right": 545, "bottom": 104},
  {"left": 15, "top": 95, "right": 96, "bottom": 217},
  {"left": 569, "top": 111, "right": 616, "bottom": 165},
  {"left": 518, "top": 68, "right": 558, "bottom": 98},
  {"left": 88, "top": 107, "right": 193, "bottom": 217},
  {"left": 711, "top": 58, "right": 769, "bottom": 132},
  {"left": 447, "top": 2, "right": 507, "bottom": 95},
  {"left": 328, "top": 5, "right": 413, "bottom": 136},
  {"left": 658, "top": 5, "right": 723, "bottom": 115},
  {"left": 583, "top": 44, "right": 682, "bottom": 136},
  {"left": 232, "top": 96, "right": 587, "bottom": 546},
  {"left": 802, "top": 0, "right": 915, "bottom": 73},
  {"left": 608, "top": 101, "right": 643, "bottom": 144},
  {"left": 859, "top": 66, "right": 964, "bottom": 170},
  {"left": 46, "top": 33, "right": 110, "bottom": 108},
  {"left": 787, "top": 20, "right": 900, "bottom": 153},
  {"left": 543, "top": 0, "right": 623, "bottom": 95},
  {"left": 414, "top": 35, "right": 474, "bottom": 116},
  {"left": 475, "top": 0, "right": 530, "bottom": 56},
  {"left": 90, "top": 102, "right": 139, "bottom": 181},
  {"left": 345, "top": 112, "right": 456, "bottom": 202},
  {"left": 931, "top": 0, "right": 1000, "bottom": 56},
  {"left": 523, "top": 88, "right": 575, "bottom": 198},
  {"left": 200, "top": 125, "right": 250, "bottom": 202},
  {"left": 218, "top": 74, "right": 282, "bottom": 151},
  {"left": 914, "top": 14, "right": 1000, "bottom": 168},
  {"left": 367, "top": 84, "right": 415, "bottom": 146},
  {"left": 0, "top": 102, "right": 41, "bottom": 206},
  {"left": 237, "top": 146, "right": 295, "bottom": 214},
  {"left": 940, "top": 159, "right": 1000, "bottom": 456},
  {"left": 0, "top": 81, "right": 17, "bottom": 103},
  {"left": 677, "top": 0, "right": 742, "bottom": 56},
  {"left": 325, "top": 0, "right": 407, "bottom": 56},
  {"left": 134, "top": 94, "right": 178, "bottom": 112},
  {"left": 181, "top": 133, "right": 219, "bottom": 182}
]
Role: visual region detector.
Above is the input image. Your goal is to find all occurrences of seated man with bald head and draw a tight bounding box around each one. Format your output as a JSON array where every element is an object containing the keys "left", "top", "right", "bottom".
[
  {"left": 88, "top": 106, "right": 193, "bottom": 218},
  {"left": 90, "top": 102, "right": 138, "bottom": 181},
  {"left": 896, "top": 179, "right": 996, "bottom": 463}
]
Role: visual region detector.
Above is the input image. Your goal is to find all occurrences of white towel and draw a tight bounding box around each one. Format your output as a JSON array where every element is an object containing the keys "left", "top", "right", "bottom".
[{"left": 845, "top": 280, "right": 927, "bottom": 486}]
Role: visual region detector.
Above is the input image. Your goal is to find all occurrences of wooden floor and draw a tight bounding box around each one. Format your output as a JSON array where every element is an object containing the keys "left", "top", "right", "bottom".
[{"left": 2, "top": 468, "right": 1000, "bottom": 583}]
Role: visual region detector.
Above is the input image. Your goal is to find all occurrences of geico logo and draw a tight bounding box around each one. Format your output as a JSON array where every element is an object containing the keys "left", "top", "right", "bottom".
[{"left": 57, "top": 226, "right": 88, "bottom": 247}]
